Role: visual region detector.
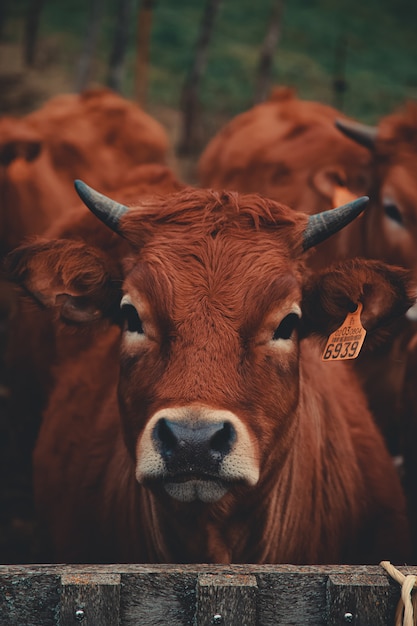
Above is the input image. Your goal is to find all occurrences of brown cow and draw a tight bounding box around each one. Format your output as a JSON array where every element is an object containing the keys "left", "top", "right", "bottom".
[
  {"left": 337, "top": 105, "right": 417, "bottom": 561},
  {"left": 6, "top": 183, "right": 413, "bottom": 564},
  {"left": 0, "top": 87, "right": 169, "bottom": 254},
  {"left": 336, "top": 102, "right": 417, "bottom": 276},
  {"left": 335, "top": 105, "right": 417, "bottom": 454}
]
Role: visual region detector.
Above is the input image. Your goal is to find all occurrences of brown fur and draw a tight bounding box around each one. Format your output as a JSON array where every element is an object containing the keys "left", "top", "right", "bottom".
[
  {"left": 198, "top": 88, "right": 371, "bottom": 269},
  {"left": 0, "top": 88, "right": 170, "bottom": 254},
  {"left": 6, "top": 187, "right": 413, "bottom": 564},
  {"left": 402, "top": 332, "right": 417, "bottom": 561}
]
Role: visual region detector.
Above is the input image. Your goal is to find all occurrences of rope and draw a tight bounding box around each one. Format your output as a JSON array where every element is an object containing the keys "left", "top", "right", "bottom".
[{"left": 380, "top": 561, "right": 417, "bottom": 626}]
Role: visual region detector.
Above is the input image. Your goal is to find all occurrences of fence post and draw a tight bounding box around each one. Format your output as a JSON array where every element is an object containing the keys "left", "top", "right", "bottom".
[
  {"left": 60, "top": 572, "right": 121, "bottom": 626},
  {"left": 196, "top": 573, "right": 257, "bottom": 626},
  {"left": 326, "top": 572, "right": 396, "bottom": 626}
]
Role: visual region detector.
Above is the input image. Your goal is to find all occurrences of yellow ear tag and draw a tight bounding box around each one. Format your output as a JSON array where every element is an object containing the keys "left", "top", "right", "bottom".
[{"left": 322, "top": 302, "right": 366, "bottom": 361}]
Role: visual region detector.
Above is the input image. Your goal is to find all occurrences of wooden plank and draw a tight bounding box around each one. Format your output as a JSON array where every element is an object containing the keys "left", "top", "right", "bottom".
[
  {"left": 326, "top": 572, "right": 398, "bottom": 626},
  {"left": 120, "top": 571, "right": 197, "bottom": 625},
  {"left": 0, "top": 564, "right": 410, "bottom": 624},
  {"left": 0, "top": 562, "right": 396, "bottom": 578},
  {"left": 0, "top": 571, "right": 60, "bottom": 626},
  {"left": 196, "top": 573, "right": 257, "bottom": 626},
  {"left": 60, "top": 572, "right": 121, "bottom": 626},
  {"left": 256, "top": 571, "right": 328, "bottom": 625}
]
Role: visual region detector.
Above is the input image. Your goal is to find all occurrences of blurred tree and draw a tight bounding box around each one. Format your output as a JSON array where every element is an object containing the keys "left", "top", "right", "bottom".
[
  {"left": 135, "top": 0, "right": 156, "bottom": 106},
  {"left": 75, "top": 0, "right": 103, "bottom": 92},
  {"left": 23, "top": 0, "right": 45, "bottom": 67},
  {"left": 253, "top": 0, "right": 284, "bottom": 104},
  {"left": 0, "top": 0, "right": 9, "bottom": 41},
  {"left": 332, "top": 31, "right": 348, "bottom": 111},
  {"left": 107, "top": 0, "right": 134, "bottom": 92},
  {"left": 177, "top": 0, "right": 222, "bottom": 156}
]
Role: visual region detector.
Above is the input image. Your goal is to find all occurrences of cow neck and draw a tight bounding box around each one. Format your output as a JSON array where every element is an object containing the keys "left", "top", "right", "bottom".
[
  {"left": 104, "top": 343, "right": 365, "bottom": 565},
  {"left": 135, "top": 480, "right": 298, "bottom": 563},
  {"left": 261, "top": 341, "right": 366, "bottom": 564}
]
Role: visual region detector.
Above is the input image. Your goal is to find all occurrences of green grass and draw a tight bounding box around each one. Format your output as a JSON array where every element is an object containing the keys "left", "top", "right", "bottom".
[
  {"left": 147, "top": 0, "right": 417, "bottom": 122},
  {"left": 6, "top": 0, "right": 417, "bottom": 123}
]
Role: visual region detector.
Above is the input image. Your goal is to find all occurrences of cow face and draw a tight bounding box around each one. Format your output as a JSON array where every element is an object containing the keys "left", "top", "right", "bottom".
[
  {"left": 336, "top": 111, "right": 417, "bottom": 281},
  {"left": 117, "top": 233, "right": 303, "bottom": 502},
  {"left": 6, "top": 187, "right": 414, "bottom": 505},
  {"left": 366, "top": 163, "right": 417, "bottom": 276}
]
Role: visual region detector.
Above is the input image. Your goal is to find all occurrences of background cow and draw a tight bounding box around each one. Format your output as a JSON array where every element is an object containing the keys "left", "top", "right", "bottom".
[
  {"left": 334, "top": 104, "right": 417, "bottom": 454},
  {"left": 1, "top": 85, "right": 174, "bottom": 451},
  {"left": 336, "top": 102, "right": 417, "bottom": 278},
  {"left": 337, "top": 104, "right": 417, "bottom": 561},
  {"left": 198, "top": 87, "right": 372, "bottom": 270},
  {"left": 0, "top": 87, "right": 170, "bottom": 255},
  {"left": 5, "top": 183, "right": 413, "bottom": 565}
]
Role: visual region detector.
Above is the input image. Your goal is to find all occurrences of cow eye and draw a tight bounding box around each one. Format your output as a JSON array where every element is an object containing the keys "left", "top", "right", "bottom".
[
  {"left": 121, "top": 302, "right": 144, "bottom": 334},
  {"left": 383, "top": 200, "right": 403, "bottom": 226},
  {"left": 273, "top": 313, "right": 300, "bottom": 341}
]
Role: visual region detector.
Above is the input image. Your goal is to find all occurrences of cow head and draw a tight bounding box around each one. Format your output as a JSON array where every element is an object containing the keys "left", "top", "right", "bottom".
[
  {"left": 336, "top": 110, "right": 417, "bottom": 284},
  {"left": 6, "top": 184, "right": 414, "bottom": 504},
  {"left": 198, "top": 91, "right": 372, "bottom": 222}
]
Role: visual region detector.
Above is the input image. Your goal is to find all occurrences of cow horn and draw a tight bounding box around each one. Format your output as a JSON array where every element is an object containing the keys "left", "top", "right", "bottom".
[
  {"left": 335, "top": 118, "right": 378, "bottom": 150},
  {"left": 303, "top": 196, "right": 369, "bottom": 251},
  {"left": 74, "top": 179, "right": 129, "bottom": 233}
]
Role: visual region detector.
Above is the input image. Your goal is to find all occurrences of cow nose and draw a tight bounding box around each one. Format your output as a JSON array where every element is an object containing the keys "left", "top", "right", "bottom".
[{"left": 153, "top": 418, "right": 236, "bottom": 471}]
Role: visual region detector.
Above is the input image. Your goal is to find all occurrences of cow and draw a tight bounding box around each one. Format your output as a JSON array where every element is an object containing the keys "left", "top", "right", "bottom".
[
  {"left": 198, "top": 87, "right": 371, "bottom": 270},
  {"left": 0, "top": 87, "right": 170, "bottom": 255},
  {"left": 336, "top": 102, "right": 417, "bottom": 277},
  {"left": 5, "top": 182, "right": 414, "bottom": 565},
  {"left": 337, "top": 104, "right": 417, "bottom": 561},
  {"left": 334, "top": 105, "right": 417, "bottom": 456}
]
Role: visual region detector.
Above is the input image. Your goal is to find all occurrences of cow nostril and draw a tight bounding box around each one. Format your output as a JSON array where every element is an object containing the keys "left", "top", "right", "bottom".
[
  {"left": 153, "top": 417, "right": 237, "bottom": 464},
  {"left": 210, "top": 422, "right": 236, "bottom": 456},
  {"left": 154, "top": 418, "right": 178, "bottom": 456}
]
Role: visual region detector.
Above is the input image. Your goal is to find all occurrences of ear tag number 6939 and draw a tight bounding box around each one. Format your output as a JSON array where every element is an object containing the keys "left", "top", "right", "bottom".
[{"left": 322, "top": 302, "right": 366, "bottom": 362}]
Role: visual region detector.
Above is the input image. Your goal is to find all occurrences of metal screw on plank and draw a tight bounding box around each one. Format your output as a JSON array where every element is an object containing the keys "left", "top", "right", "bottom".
[
  {"left": 212, "top": 615, "right": 223, "bottom": 624},
  {"left": 344, "top": 613, "right": 353, "bottom": 623},
  {"left": 75, "top": 608, "right": 85, "bottom": 621}
]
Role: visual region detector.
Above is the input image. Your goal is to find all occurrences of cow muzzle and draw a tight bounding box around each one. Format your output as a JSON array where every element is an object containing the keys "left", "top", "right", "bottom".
[{"left": 135, "top": 407, "right": 259, "bottom": 503}]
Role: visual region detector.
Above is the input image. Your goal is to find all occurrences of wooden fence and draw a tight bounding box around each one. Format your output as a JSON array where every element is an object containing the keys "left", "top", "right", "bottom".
[{"left": 0, "top": 563, "right": 413, "bottom": 625}]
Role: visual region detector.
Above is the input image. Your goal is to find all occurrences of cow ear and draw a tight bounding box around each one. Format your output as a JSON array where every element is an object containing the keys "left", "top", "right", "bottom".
[
  {"left": 311, "top": 166, "right": 348, "bottom": 202},
  {"left": 5, "top": 239, "right": 121, "bottom": 323},
  {"left": 301, "top": 259, "right": 416, "bottom": 349}
]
